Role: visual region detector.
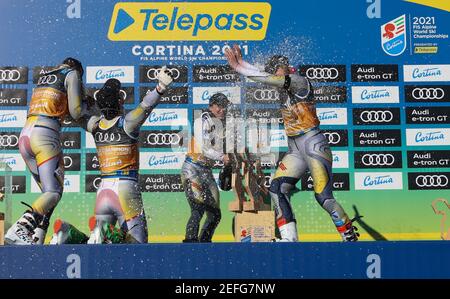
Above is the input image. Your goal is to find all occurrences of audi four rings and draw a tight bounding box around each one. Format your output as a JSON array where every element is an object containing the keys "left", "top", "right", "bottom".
[
  {"left": 252, "top": 89, "right": 279, "bottom": 101},
  {"left": 412, "top": 88, "right": 444, "bottom": 100},
  {"left": 362, "top": 154, "right": 395, "bottom": 166},
  {"left": 0, "top": 69, "right": 21, "bottom": 81},
  {"left": 323, "top": 132, "right": 341, "bottom": 144},
  {"left": 94, "top": 132, "right": 122, "bottom": 143},
  {"left": 147, "top": 67, "right": 180, "bottom": 80},
  {"left": 360, "top": 110, "right": 394, "bottom": 122},
  {"left": 37, "top": 74, "right": 58, "bottom": 85},
  {"left": 0, "top": 135, "right": 19, "bottom": 147},
  {"left": 306, "top": 67, "right": 339, "bottom": 80},
  {"left": 415, "top": 175, "right": 449, "bottom": 187},
  {"left": 63, "top": 156, "right": 73, "bottom": 168},
  {"left": 147, "top": 133, "right": 181, "bottom": 145}
]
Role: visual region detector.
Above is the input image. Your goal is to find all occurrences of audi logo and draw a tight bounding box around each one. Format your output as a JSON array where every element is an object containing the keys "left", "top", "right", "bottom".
[
  {"left": 0, "top": 135, "right": 19, "bottom": 147},
  {"left": 94, "top": 132, "right": 122, "bottom": 143},
  {"left": 147, "top": 68, "right": 180, "bottom": 80},
  {"left": 306, "top": 68, "right": 339, "bottom": 80},
  {"left": 63, "top": 156, "right": 73, "bottom": 168},
  {"left": 37, "top": 75, "right": 58, "bottom": 85},
  {"left": 360, "top": 111, "right": 393, "bottom": 123},
  {"left": 362, "top": 154, "right": 395, "bottom": 166},
  {"left": 147, "top": 133, "right": 181, "bottom": 145},
  {"left": 253, "top": 89, "right": 279, "bottom": 101},
  {"left": 323, "top": 132, "right": 341, "bottom": 145},
  {"left": 415, "top": 175, "right": 449, "bottom": 187},
  {"left": 0, "top": 70, "right": 21, "bottom": 82},
  {"left": 93, "top": 177, "right": 101, "bottom": 190},
  {"left": 412, "top": 88, "right": 444, "bottom": 100}
]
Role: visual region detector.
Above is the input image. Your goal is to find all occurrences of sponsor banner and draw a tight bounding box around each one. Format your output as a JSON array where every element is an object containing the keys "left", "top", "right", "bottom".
[
  {"left": 245, "top": 87, "right": 287, "bottom": 104},
  {"left": 140, "top": 86, "right": 188, "bottom": 104},
  {"left": 0, "top": 110, "right": 27, "bottom": 127},
  {"left": 85, "top": 153, "right": 100, "bottom": 171},
  {"left": 322, "top": 130, "right": 348, "bottom": 147},
  {"left": 86, "top": 66, "right": 134, "bottom": 83},
  {"left": 32, "top": 175, "right": 80, "bottom": 193},
  {"left": 354, "top": 151, "right": 402, "bottom": 169},
  {"left": 143, "top": 108, "right": 188, "bottom": 126},
  {"left": 351, "top": 86, "right": 399, "bottom": 104},
  {"left": 270, "top": 129, "right": 288, "bottom": 148},
  {"left": 107, "top": 2, "right": 271, "bottom": 41},
  {"left": 258, "top": 152, "right": 287, "bottom": 170},
  {"left": 353, "top": 108, "right": 400, "bottom": 125},
  {"left": 404, "top": 65, "right": 450, "bottom": 82},
  {"left": 299, "top": 65, "right": 346, "bottom": 82},
  {"left": 63, "top": 153, "right": 81, "bottom": 171},
  {"left": 139, "top": 130, "right": 185, "bottom": 148},
  {"left": 0, "top": 154, "right": 26, "bottom": 171},
  {"left": 139, "top": 65, "right": 188, "bottom": 83},
  {"left": 61, "top": 132, "right": 81, "bottom": 149},
  {"left": 355, "top": 172, "right": 403, "bottom": 190},
  {"left": 140, "top": 174, "right": 183, "bottom": 192},
  {"left": 0, "top": 89, "right": 27, "bottom": 106},
  {"left": 353, "top": 130, "right": 402, "bottom": 147},
  {"left": 85, "top": 174, "right": 102, "bottom": 193},
  {"left": 193, "top": 86, "right": 241, "bottom": 104},
  {"left": 32, "top": 66, "right": 56, "bottom": 84},
  {"left": 301, "top": 173, "right": 349, "bottom": 191},
  {"left": 0, "top": 131, "right": 20, "bottom": 150},
  {"left": 406, "top": 107, "right": 450, "bottom": 124},
  {"left": 406, "top": 128, "right": 450, "bottom": 146},
  {"left": 140, "top": 152, "right": 185, "bottom": 170},
  {"left": 351, "top": 64, "right": 399, "bottom": 82},
  {"left": 407, "top": 150, "right": 450, "bottom": 168},
  {"left": 193, "top": 65, "right": 240, "bottom": 82},
  {"left": 312, "top": 86, "right": 347, "bottom": 104},
  {"left": 246, "top": 109, "right": 283, "bottom": 125},
  {"left": 408, "top": 172, "right": 450, "bottom": 190},
  {"left": 332, "top": 151, "right": 349, "bottom": 169},
  {"left": 0, "top": 67, "right": 28, "bottom": 84},
  {"left": 86, "top": 87, "right": 135, "bottom": 104},
  {"left": 0, "top": 176, "right": 26, "bottom": 194},
  {"left": 405, "top": 85, "right": 450, "bottom": 103},
  {"left": 316, "top": 108, "right": 347, "bottom": 125}
]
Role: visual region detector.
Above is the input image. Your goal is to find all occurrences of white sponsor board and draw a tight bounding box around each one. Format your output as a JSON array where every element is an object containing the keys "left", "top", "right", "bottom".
[
  {"left": 332, "top": 151, "right": 349, "bottom": 169},
  {"left": 31, "top": 175, "right": 80, "bottom": 193},
  {"left": 0, "top": 110, "right": 27, "bottom": 127},
  {"left": 351, "top": 86, "right": 399, "bottom": 104},
  {"left": 355, "top": 172, "right": 403, "bottom": 190},
  {"left": 316, "top": 108, "right": 347, "bottom": 125},
  {"left": 144, "top": 109, "right": 188, "bottom": 127},
  {"left": 404, "top": 65, "right": 450, "bottom": 82},
  {"left": 270, "top": 129, "right": 288, "bottom": 148},
  {"left": 0, "top": 154, "right": 26, "bottom": 171},
  {"left": 140, "top": 152, "right": 185, "bottom": 170},
  {"left": 86, "top": 66, "right": 134, "bottom": 83},
  {"left": 193, "top": 86, "right": 241, "bottom": 104},
  {"left": 406, "top": 128, "right": 450, "bottom": 146}
]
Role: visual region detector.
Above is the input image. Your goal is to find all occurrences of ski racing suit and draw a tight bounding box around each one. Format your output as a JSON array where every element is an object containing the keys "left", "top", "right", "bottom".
[
  {"left": 5, "top": 64, "right": 84, "bottom": 245},
  {"left": 181, "top": 111, "right": 225, "bottom": 242},
  {"left": 82, "top": 89, "right": 164, "bottom": 243},
  {"left": 234, "top": 61, "right": 356, "bottom": 242}
]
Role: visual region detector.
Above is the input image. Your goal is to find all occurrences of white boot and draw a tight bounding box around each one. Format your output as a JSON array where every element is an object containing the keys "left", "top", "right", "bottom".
[
  {"left": 276, "top": 222, "right": 298, "bottom": 242},
  {"left": 4, "top": 212, "right": 37, "bottom": 245},
  {"left": 32, "top": 227, "right": 47, "bottom": 245}
]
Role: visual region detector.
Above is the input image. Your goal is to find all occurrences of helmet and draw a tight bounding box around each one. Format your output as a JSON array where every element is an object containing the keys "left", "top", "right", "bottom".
[
  {"left": 264, "top": 55, "right": 289, "bottom": 74},
  {"left": 95, "top": 78, "right": 122, "bottom": 120},
  {"left": 209, "top": 93, "right": 231, "bottom": 108},
  {"left": 62, "top": 57, "right": 84, "bottom": 77}
]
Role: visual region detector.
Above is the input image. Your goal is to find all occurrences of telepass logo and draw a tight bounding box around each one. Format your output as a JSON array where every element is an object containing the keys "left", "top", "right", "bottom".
[{"left": 108, "top": 2, "right": 271, "bottom": 41}]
